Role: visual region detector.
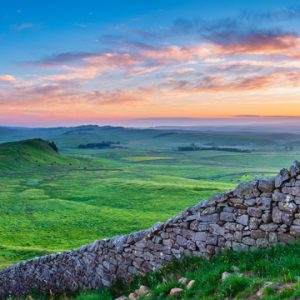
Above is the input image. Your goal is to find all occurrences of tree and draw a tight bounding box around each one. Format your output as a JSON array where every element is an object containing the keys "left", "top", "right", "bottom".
[{"left": 48, "top": 141, "right": 58, "bottom": 152}]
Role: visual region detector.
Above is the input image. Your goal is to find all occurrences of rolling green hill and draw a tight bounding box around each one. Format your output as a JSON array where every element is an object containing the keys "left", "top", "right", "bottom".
[{"left": 0, "top": 138, "right": 78, "bottom": 172}]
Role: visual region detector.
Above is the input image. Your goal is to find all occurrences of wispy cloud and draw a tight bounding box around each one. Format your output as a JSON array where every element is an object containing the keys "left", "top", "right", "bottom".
[
  {"left": 86, "top": 88, "right": 151, "bottom": 105},
  {"left": 11, "top": 22, "right": 34, "bottom": 31},
  {"left": 166, "top": 71, "right": 300, "bottom": 94},
  {"left": 0, "top": 74, "right": 16, "bottom": 82},
  {"left": 33, "top": 52, "right": 98, "bottom": 66}
]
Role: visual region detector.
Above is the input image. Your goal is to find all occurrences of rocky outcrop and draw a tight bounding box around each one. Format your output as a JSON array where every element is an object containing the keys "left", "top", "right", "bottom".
[{"left": 1, "top": 162, "right": 300, "bottom": 298}]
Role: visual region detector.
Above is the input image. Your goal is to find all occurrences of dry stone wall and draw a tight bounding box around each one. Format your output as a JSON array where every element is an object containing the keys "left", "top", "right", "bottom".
[{"left": 1, "top": 162, "right": 300, "bottom": 298}]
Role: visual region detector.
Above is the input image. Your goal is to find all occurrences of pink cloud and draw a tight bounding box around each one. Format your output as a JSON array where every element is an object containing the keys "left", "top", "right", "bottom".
[
  {"left": 214, "top": 34, "right": 300, "bottom": 57},
  {"left": 0, "top": 75, "right": 16, "bottom": 82},
  {"left": 167, "top": 71, "right": 300, "bottom": 94}
]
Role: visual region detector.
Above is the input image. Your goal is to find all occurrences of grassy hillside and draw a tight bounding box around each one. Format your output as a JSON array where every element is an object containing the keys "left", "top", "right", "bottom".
[
  {"left": 0, "top": 127, "right": 300, "bottom": 269},
  {"left": 0, "top": 139, "right": 78, "bottom": 172}
]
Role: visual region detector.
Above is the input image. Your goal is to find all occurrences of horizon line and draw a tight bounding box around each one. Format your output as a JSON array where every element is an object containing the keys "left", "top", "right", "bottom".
[{"left": 1, "top": 115, "right": 300, "bottom": 129}]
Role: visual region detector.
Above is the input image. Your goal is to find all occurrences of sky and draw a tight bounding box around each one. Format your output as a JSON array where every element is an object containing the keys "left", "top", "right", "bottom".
[{"left": 1, "top": 0, "right": 300, "bottom": 127}]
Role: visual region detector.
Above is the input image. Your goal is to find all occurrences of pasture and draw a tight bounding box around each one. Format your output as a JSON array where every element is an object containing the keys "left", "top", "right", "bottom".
[{"left": 0, "top": 126, "right": 300, "bottom": 268}]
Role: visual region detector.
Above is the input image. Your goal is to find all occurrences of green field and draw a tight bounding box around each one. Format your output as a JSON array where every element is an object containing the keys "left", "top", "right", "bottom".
[{"left": 1, "top": 126, "right": 300, "bottom": 269}]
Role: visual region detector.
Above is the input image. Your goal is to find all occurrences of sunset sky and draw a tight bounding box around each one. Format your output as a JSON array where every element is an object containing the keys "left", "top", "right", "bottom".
[{"left": 1, "top": 0, "right": 300, "bottom": 126}]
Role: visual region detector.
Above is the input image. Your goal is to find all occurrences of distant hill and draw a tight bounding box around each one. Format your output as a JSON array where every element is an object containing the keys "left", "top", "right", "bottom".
[
  {"left": 0, "top": 138, "right": 75, "bottom": 171},
  {"left": 1, "top": 125, "right": 300, "bottom": 150}
]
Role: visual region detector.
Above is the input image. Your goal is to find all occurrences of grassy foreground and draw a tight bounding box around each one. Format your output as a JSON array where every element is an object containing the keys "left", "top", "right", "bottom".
[{"left": 24, "top": 242, "right": 300, "bottom": 300}]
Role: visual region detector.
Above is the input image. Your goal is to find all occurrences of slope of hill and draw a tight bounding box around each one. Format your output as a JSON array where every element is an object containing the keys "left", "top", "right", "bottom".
[{"left": 0, "top": 138, "right": 77, "bottom": 172}]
